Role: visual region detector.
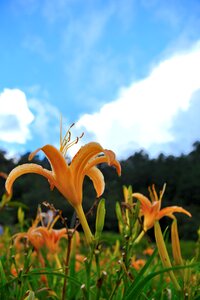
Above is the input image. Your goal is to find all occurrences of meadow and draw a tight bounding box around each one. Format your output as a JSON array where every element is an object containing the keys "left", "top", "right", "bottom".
[{"left": 0, "top": 129, "right": 199, "bottom": 300}]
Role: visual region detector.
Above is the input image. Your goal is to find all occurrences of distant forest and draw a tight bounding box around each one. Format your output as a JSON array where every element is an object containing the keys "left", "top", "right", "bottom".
[{"left": 0, "top": 141, "right": 200, "bottom": 240}]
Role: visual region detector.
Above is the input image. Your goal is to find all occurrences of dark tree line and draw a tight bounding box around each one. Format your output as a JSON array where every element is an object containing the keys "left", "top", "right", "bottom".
[{"left": 0, "top": 142, "right": 200, "bottom": 240}]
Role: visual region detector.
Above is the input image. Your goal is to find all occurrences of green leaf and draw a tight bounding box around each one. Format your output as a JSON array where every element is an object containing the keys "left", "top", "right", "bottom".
[
  {"left": 7, "top": 201, "right": 28, "bottom": 209},
  {"left": 0, "top": 260, "right": 7, "bottom": 285},
  {"left": 124, "top": 263, "right": 199, "bottom": 300},
  {"left": 128, "top": 247, "right": 158, "bottom": 290},
  {"left": 22, "top": 290, "right": 35, "bottom": 300}
]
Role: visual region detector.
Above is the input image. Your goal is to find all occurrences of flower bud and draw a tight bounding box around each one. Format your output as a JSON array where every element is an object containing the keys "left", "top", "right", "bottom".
[
  {"left": 95, "top": 198, "right": 106, "bottom": 241},
  {"left": 18, "top": 207, "right": 24, "bottom": 227}
]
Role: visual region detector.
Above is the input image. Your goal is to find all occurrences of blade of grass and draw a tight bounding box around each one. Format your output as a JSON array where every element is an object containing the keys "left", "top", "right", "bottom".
[
  {"left": 124, "top": 263, "right": 199, "bottom": 300},
  {"left": 127, "top": 248, "right": 157, "bottom": 290},
  {"left": 0, "top": 260, "right": 7, "bottom": 285}
]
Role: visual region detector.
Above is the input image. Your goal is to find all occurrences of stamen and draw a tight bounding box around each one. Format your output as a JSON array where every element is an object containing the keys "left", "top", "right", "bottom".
[
  {"left": 79, "top": 132, "right": 84, "bottom": 139},
  {"left": 152, "top": 184, "right": 158, "bottom": 202},
  {"left": 32, "top": 207, "right": 42, "bottom": 227},
  {"left": 148, "top": 186, "right": 154, "bottom": 203},
  {"left": 60, "top": 122, "right": 75, "bottom": 153},
  {"left": 159, "top": 183, "right": 166, "bottom": 201},
  {"left": 49, "top": 214, "right": 60, "bottom": 230},
  {"left": 60, "top": 119, "right": 84, "bottom": 157}
]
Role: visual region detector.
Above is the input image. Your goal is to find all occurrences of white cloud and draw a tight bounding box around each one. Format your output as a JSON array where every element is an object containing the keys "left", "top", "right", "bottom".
[
  {"left": 75, "top": 41, "right": 200, "bottom": 159},
  {"left": 29, "top": 98, "right": 60, "bottom": 144},
  {"left": 0, "top": 89, "right": 34, "bottom": 143}
]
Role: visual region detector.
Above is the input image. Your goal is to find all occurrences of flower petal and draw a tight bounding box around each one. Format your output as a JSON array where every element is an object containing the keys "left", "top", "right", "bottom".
[
  {"left": 30, "top": 145, "right": 70, "bottom": 182},
  {"left": 84, "top": 152, "right": 120, "bottom": 174},
  {"left": 103, "top": 150, "right": 121, "bottom": 176},
  {"left": 141, "top": 203, "right": 159, "bottom": 231},
  {"left": 71, "top": 142, "right": 105, "bottom": 195},
  {"left": 132, "top": 193, "right": 152, "bottom": 209},
  {"left": 86, "top": 166, "right": 105, "bottom": 198},
  {"left": 157, "top": 206, "right": 192, "bottom": 220},
  {"left": 30, "top": 145, "right": 79, "bottom": 204},
  {"left": 13, "top": 232, "right": 28, "bottom": 249},
  {"left": 71, "top": 142, "right": 105, "bottom": 178},
  {"left": 5, "top": 164, "right": 55, "bottom": 195},
  {"left": 71, "top": 145, "right": 120, "bottom": 203}
]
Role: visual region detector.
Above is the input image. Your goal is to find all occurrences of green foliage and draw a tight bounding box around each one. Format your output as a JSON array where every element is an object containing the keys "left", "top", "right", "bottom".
[{"left": 0, "top": 223, "right": 199, "bottom": 299}]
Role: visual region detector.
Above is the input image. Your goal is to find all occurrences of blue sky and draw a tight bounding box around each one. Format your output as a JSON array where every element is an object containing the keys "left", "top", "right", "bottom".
[{"left": 0, "top": 0, "right": 200, "bottom": 160}]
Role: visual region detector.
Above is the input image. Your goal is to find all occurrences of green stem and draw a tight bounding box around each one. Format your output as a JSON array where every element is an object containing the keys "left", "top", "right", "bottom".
[
  {"left": 75, "top": 205, "right": 94, "bottom": 244},
  {"left": 85, "top": 246, "right": 95, "bottom": 300},
  {"left": 62, "top": 233, "right": 72, "bottom": 300},
  {"left": 134, "top": 230, "right": 145, "bottom": 244},
  {"left": 54, "top": 253, "right": 62, "bottom": 270},
  {"left": 95, "top": 252, "right": 101, "bottom": 300},
  {"left": 154, "top": 221, "right": 181, "bottom": 291}
]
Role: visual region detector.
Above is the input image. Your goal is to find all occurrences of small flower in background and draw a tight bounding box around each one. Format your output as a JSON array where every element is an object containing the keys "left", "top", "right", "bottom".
[
  {"left": 74, "top": 254, "right": 86, "bottom": 272},
  {"left": 14, "top": 219, "right": 45, "bottom": 252},
  {"left": 132, "top": 184, "right": 192, "bottom": 292},
  {"left": 10, "top": 265, "right": 18, "bottom": 277},
  {"left": 34, "top": 227, "right": 68, "bottom": 254},
  {"left": 133, "top": 184, "right": 191, "bottom": 232},
  {"left": 13, "top": 208, "right": 68, "bottom": 252},
  {"left": 143, "top": 247, "right": 154, "bottom": 256},
  {"left": 131, "top": 258, "right": 146, "bottom": 270},
  {"left": 5, "top": 122, "right": 121, "bottom": 244}
]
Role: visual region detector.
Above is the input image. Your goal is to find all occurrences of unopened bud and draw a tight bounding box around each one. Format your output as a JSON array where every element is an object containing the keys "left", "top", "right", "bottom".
[
  {"left": 95, "top": 199, "right": 106, "bottom": 241},
  {"left": 18, "top": 207, "right": 24, "bottom": 226}
]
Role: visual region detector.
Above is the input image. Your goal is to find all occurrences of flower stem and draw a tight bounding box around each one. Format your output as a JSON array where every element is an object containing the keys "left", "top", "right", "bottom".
[
  {"left": 54, "top": 253, "right": 62, "bottom": 270},
  {"left": 62, "top": 232, "right": 72, "bottom": 300},
  {"left": 75, "top": 205, "right": 94, "bottom": 244},
  {"left": 134, "top": 230, "right": 145, "bottom": 244}
]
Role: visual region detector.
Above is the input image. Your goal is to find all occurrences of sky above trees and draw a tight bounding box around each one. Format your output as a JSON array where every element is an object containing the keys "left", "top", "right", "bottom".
[{"left": 0, "top": 0, "right": 200, "bottom": 159}]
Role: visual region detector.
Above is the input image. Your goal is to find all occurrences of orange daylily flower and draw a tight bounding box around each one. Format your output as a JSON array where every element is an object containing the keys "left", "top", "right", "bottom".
[
  {"left": 131, "top": 258, "right": 146, "bottom": 270},
  {"left": 75, "top": 254, "right": 86, "bottom": 271},
  {"left": 132, "top": 184, "right": 191, "bottom": 232},
  {"left": 14, "top": 226, "right": 45, "bottom": 251},
  {"left": 14, "top": 218, "right": 67, "bottom": 253},
  {"left": 33, "top": 227, "right": 68, "bottom": 253},
  {"left": 14, "top": 208, "right": 68, "bottom": 252},
  {"left": 6, "top": 124, "right": 121, "bottom": 244},
  {"left": 143, "top": 247, "right": 154, "bottom": 256}
]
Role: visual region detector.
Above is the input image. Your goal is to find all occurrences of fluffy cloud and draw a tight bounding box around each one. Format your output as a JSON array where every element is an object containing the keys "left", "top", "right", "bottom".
[
  {"left": 0, "top": 89, "right": 34, "bottom": 143},
  {"left": 75, "top": 41, "right": 200, "bottom": 159},
  {"left": 29, "top": 98, "right": 60, "bottom": 145}
]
